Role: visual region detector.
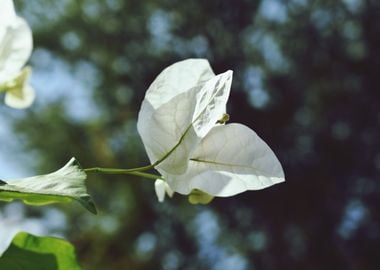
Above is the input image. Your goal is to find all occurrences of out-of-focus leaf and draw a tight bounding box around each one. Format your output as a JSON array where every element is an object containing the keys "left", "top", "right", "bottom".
[{"left": 0, "top": 232, "right": 82, "bottom": 270}]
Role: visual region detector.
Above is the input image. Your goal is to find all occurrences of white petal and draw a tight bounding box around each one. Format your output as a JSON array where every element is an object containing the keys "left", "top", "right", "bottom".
[
  {"left": 154, "top": 179, "right": 167, "bottom": 202},
  {"left": 192, "top": 70, "right": 232, "bottom": 137},
  {"left": 0, "top": 17, "right": 33, "bottom": 83},
  {"left": 138, "top": 59, "right": 214, "bottom": 164},
  {"left": 143, "top": 59, "right": 214, "bottom": 110},
  {"left": 165, "top": 183, "right": 174, "bottom": 198},
  {"left": 0, "top": 0, "right": 17, "bottom": 27},
  {"left": 138, "top": 86, "right": 198, "bottom": 174},
  {"left": 137, "top": 60, "right": 232, "bottom": 175},
  {"left": 153, "top": 70, "right": 232, "bottom": 174},
  {"left": 138, "top": 59, "right": 213, "bottom": 174},
  {"left": 167, "top": 123, "right": 285, "bottom": 196}
]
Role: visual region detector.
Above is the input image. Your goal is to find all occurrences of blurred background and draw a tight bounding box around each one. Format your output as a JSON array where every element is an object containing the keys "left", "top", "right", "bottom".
[{"left": 1, "top": 0, "right": 379, "bottom": 269}]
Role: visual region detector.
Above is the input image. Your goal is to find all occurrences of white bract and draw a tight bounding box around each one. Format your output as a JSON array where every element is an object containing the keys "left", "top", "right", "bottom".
[
  {"left": 0, "top": 0, "right": 34, "bottom": 109},
  {"left": 137, "top": 59, "right": 285, "bottom": 202}
]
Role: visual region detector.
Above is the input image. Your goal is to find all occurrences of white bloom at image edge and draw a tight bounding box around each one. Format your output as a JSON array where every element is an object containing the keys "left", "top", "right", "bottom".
[
  {"left": 137, "top": 59, "right": 285, "bottom": 202},
  {"left": 0, "top": 0, "right": 34, "bottom": 109}
]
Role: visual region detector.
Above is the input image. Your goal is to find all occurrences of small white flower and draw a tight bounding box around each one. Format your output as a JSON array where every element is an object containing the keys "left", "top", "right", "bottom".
[
  {"left": 0, "top": 0, "right": 34, "bottom": 109},
  {"left": 154, "top": 179, "right": 174, "bottom": 202},
  {"left": 138, "top": 59, "right": 285, "bottom": 202}
]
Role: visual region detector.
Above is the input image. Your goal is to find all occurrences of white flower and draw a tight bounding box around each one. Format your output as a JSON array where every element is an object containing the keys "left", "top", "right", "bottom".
[
  {"left": 137, "top": 59, "right": 285, "bottom": 202},
  {"left": 0, "top": 0, "right": 34, "bottom": 109}
]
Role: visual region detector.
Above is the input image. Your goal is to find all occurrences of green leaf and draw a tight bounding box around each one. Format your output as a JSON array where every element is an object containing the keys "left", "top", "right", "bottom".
[
  {"left": 0, "top": 232, "right": 82, "bottom": 270},
  {"left": 0, "top": 158, "right": 97, "bottom": 214}
]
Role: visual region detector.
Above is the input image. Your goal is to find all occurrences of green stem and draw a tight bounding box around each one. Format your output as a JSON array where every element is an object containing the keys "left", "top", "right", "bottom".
[
  {"left": 150, "top": 124, "right": 193, "bottom": 168},
  {"left": 84, "top": 167, "right": 162, "bottom": 180},
  {"left": 84, "top": 164, "right": 155, "bottom": 174}
]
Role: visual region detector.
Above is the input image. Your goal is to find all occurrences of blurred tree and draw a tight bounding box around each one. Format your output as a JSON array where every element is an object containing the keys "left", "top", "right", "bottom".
[{"left": 3, "top": 0, "right": 380, "bottom": 269}]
